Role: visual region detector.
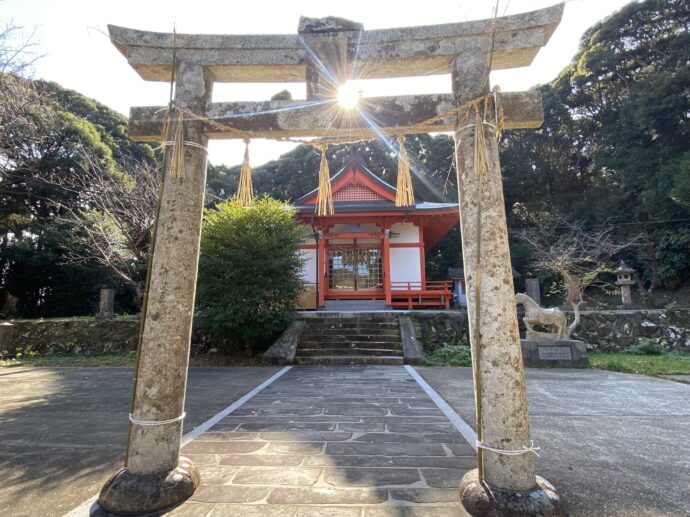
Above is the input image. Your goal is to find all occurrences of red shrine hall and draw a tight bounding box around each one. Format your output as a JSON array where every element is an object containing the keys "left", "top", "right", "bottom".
[{"left": 293, "top": 158, "right": 458, "bottom": 309}]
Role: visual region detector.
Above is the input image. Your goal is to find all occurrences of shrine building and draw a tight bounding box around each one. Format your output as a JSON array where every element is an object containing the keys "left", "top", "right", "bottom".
[{"left": 293, "top": 158, "right": 458, "bottom": 309}]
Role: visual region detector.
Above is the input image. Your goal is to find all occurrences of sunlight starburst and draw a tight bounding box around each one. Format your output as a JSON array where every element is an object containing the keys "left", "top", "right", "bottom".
[{"left": 337, "top": 82, "right": 361, "bottom": 109}]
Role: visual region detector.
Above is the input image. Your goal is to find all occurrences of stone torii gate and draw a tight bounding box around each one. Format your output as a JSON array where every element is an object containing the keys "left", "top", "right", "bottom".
[{"left": 99, "top": 5, "right": 565, "bottom": 515}]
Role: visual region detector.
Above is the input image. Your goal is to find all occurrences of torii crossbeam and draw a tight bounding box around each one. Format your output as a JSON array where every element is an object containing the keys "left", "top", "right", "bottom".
[{"left": 98, "top": 6, "right": 566, "bottom": 516}]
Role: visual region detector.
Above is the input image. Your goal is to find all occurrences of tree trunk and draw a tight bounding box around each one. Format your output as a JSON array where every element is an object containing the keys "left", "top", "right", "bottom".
[
  {"left": 567, "top": 300, "right": 581, "bottom": 338},
  {"left": 134, "top": 281, "right": 145, "bottom": 308},
  {"left": 646, "top": 242, "right": 661, "bottom": 293},
  {"left": 562, "top": 269, "right": 582, "bottom": 338}
]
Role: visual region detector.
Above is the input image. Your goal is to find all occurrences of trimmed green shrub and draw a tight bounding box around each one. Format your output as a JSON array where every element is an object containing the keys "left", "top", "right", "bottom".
[
  {"left": 620, "top": 339, "right": 665, "bottom": 356},
  {"left": 196, "top": 197, "right": 307, "bottom": 353},
  {"left": 425, "top": 343, "right": 472, "bottom": 366}
]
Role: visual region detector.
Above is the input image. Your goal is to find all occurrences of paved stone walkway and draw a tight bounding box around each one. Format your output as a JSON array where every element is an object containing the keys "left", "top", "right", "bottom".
[{"left": 172, "top": 366, "right": 475, "bottom": 516}]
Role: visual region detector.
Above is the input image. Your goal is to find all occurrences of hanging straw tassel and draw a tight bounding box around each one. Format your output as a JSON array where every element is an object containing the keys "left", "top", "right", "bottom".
[
  {"left": 395, "top": 134, "right": 415, "bottom": 207},
  {"left": 170, "top": 109, "right": 186, "bottom": 180},
  {"left": 236, "top": 139, "right": 254, "bottom": 206},
  {"left": 315, "top": 145, "right": 334, "bottom": 216}
]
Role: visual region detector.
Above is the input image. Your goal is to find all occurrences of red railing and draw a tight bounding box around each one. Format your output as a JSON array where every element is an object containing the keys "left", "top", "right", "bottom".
[{"left": 389, "top": 281, "right": 452, "bottom": 309}]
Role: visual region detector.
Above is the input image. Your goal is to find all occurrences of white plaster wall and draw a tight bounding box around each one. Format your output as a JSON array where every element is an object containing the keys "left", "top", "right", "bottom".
[
  {"left": 390, "top": 247, "right": 421, "bottom": 289},
  {"left": 299, "top": 249, "right": 317, "bottom": 283},
  {"left": 390, "top": 222, "right": 419, "bottom": 243}
]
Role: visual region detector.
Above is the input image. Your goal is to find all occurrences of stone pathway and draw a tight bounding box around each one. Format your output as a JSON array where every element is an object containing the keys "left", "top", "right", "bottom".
[{"left": 172, "top": 365, "right": 475, "bottom": 516}]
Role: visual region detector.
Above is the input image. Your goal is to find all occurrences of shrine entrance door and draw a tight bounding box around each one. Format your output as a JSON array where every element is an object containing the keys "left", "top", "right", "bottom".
[{"left": 327, "top": 247, "right": 383, "bottom": 298}]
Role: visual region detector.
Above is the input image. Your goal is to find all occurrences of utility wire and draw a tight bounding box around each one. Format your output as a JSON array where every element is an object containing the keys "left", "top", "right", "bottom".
[{"left": 507, "top": 218, "right": 690, "bottom": 231}]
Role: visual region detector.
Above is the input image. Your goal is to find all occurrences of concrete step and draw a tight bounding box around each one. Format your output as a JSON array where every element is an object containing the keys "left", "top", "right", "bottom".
[
  {"left": 298, "top": 347, "right": 403, "bottom": 357},
  {"left": 308, "top": 320, "right": 398, "bottom": 329},
  {"left": 300, "top": 333, "right": 401, "bottom": 343},
  {"left": 303, "top": 327, "right": 400, "bottom": 336},
  {"left": 299, "top": 340, "right": 402, "bottom": 350},
  {"left": 293, "top": 355, "right": 405, "bottom": 365},
  {"left": 295, "top": 315, "right": 404, "bottom": 366}
]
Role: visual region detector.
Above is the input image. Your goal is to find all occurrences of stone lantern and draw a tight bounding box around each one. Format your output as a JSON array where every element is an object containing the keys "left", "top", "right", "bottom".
[{"left": 614, "top": 260, "right": 636, "bottom": 307}]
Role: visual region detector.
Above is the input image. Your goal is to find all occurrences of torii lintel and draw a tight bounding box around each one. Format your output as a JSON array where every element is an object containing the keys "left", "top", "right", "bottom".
[
  {"left": 127, "top": 91, "right": 545, "bottom": 141},
  {"left": 108, "top": 4, "right": 563, "bottom": 83}
]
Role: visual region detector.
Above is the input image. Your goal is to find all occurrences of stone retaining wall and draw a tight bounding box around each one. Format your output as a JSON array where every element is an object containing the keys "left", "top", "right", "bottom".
[
  {"left": 571, "top": 310, "right": 690, "bottom": 352},
  {"left": 4, "top": 317, "right": 140, "bottom": 356},
  {"left": 4, "top": 308, "right": 689, "bottom": 358},
  {"left": 407, "top": 312, "right": 469, "bottom": 353},
  {"left": 409, "top": 309, "right": 690, "bottom": 353}
]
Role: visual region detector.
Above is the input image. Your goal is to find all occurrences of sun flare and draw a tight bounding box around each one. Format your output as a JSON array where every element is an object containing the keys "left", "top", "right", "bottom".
[{"left": 337, "top": 82, "right": 360, "bottom": 109}]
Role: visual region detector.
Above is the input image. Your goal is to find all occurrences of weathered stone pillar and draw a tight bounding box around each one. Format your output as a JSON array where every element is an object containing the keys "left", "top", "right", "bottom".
[
  {"left": 98, "top": 61, "right": 213, "bottom": 515},
  {"left": 452, "top": 53, "right": 562, "bottom": 515},
  {"left": 96, "top": 288, "right": 116, "bottom": 320}
]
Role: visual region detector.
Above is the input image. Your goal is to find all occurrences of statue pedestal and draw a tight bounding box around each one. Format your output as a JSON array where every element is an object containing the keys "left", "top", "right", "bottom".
[
  {"left": 521, "top": 339, "right": 589, "bottom": 368},
  {"left": 525, "top": 329, "right": 561, "bottom": 340}
]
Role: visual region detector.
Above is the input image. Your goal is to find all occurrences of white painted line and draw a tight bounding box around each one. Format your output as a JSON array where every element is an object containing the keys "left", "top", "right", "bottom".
[
  {"left": 404, "top": 364, "right": 478, "bottom": 451},
  {"left": 181, "top": 365, "right": 292, "bottom": 446},
  {"left": 62, "top": 365, "right": 293, "bottom": 517}
]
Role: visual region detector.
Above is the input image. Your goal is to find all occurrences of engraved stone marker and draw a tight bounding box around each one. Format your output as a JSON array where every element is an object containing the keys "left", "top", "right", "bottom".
[
  {"left": 538, "top": 346, "right": 573, "bottom": 361},
  {"left": 525, "top": 278, "right": 541, "bottom": 306},
  {"left": 96, "top": 288, "right": 116, "bottom": 320}
]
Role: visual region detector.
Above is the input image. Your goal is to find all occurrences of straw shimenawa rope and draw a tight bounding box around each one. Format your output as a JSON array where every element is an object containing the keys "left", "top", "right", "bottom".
[
  {"left": 169, "top": 110, "right": 186, "bottom": 181},
  {"left": 164, "top": 91, "right": 498, "bottom": 149},
  {"left": 159, "top": 92, "right": 503, "bottom": 215},
  {"left": 236, "top": 139, "right": 254, "bottom": 206},
  {"left": 395, "top": 134, "right": 415, "bottom": 207},
  {"left": 315, "top": 144, "right": 334, "bottom": 216}
]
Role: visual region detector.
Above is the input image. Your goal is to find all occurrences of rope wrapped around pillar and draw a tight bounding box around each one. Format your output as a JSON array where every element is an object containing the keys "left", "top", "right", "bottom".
[
  {"left": 395, "top": 134, "right": 414, "bottom": 207},
  {"left": 170, "top": 109, "right": 186, "bottom": 181},
  {"left": 315, "top": 144, "right": 334, "bottom": 216},
  {"left": 236, "top": 139, "right": 254, "bottom": 206}
]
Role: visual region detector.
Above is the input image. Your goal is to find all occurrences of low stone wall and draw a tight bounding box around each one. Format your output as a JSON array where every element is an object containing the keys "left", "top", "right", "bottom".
[
  {"left": 409, "top": 309, "right": 690, "bottom": 354},
  {"left": 4, "top": 317, "right": 140, "bottom": 356},
  {"left": 408, "top": 312, "right": 468, "bottom": 353},
  {"left": 571, "top": 309, "right": 690, "bottom": 352},
  {"left": 4, "top": 308, "right": 689, "bottom": 358}
]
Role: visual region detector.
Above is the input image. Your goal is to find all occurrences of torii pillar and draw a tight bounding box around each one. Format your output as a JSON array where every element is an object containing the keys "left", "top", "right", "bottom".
[
  {"left": 98, "top": 62, "right": 212, "bottom": 514},
  {"left": 452, "top": 54, "right": 563, "bottom": 515}
]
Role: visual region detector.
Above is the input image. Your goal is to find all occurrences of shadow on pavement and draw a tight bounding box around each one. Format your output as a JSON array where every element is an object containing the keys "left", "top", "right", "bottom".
[{"left": 0, "top": 366, "right": 280, "bottom": 517}]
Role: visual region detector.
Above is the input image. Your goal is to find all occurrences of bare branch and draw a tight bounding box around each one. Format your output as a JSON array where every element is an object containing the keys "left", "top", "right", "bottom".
[
  {"left": 49, "top": 147, "right": 161, "bottom": 304},
  {"left": 0, "top": 23, "right": 44, "bottom": 77},
  {"left": 513, "top": 214, "right": 643, "bottom": 336}
]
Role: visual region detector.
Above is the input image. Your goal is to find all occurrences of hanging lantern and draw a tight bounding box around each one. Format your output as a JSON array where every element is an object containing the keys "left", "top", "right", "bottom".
[{"left": 395, "top": 134, "right": 414, "bottom": 207}]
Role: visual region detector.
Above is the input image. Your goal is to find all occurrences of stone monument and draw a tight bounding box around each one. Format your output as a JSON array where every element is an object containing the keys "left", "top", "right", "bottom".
[
  {"left": 516, "top": 293, "right": 588, "bottom": 368},
  {"left": 0, "top": 322, "right": 14, "bottom": 352},
  {"left": 525, "top": 277, "right": 541, "bottom": 306},
  {"left": 96, "top": 288, "right": 116, "bottom": 320},
  {"left": 102, "top": 6, "right": 566, "bottom": 515}
]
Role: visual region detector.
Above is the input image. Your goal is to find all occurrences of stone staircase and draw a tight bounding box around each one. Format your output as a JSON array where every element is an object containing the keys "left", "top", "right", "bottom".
[{"left": 294, "top": 314, "right": 403, "bottom": 365}]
